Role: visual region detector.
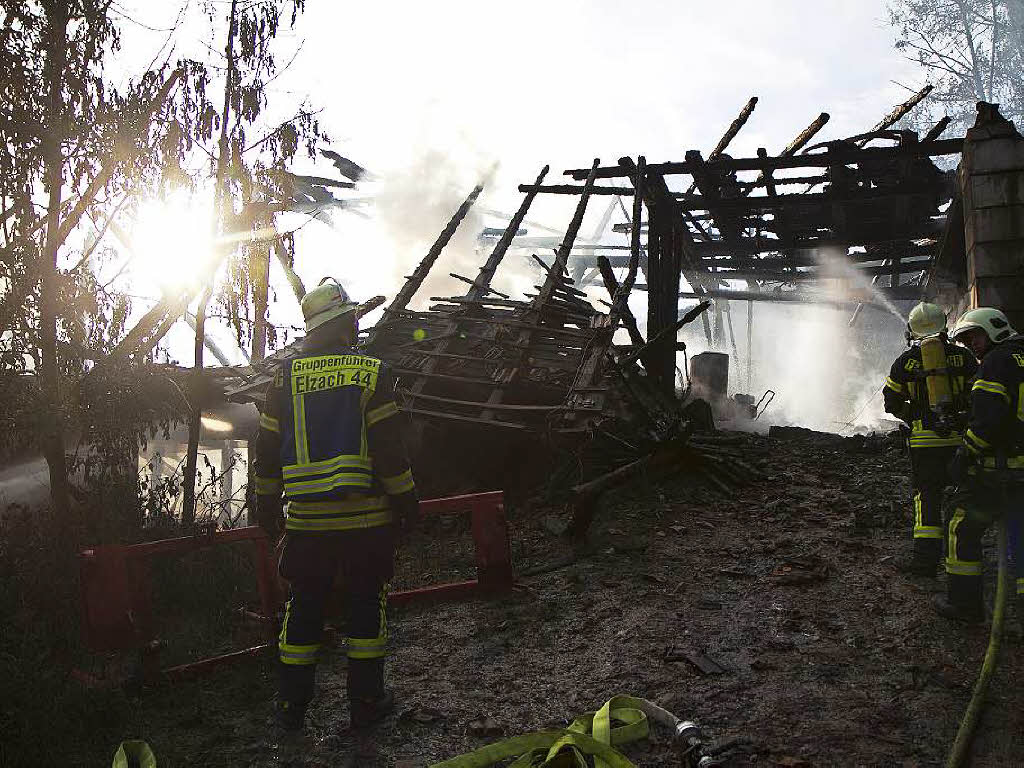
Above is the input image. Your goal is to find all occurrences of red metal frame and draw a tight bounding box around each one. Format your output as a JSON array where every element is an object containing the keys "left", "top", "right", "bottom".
[
  {"left": 391, "top": 490, "right": 512, "bottom": 604},
  {"left": 76, "top": 491, "right": 511, "bottom": 684}
]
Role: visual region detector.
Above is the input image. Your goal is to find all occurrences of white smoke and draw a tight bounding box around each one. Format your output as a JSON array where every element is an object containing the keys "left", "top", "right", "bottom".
[{"left": 369, "top": 151, "right": 499, "bottom": 311}]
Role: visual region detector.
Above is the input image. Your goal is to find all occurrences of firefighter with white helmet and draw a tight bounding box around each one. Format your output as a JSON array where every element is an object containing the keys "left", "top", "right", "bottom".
[
  {"left": 253, "top": 277, "right": 419, "bottom": 732},
  {"left": 935, "top": 307, "right": 1024, "bottom": 622},
  {"left": 883, "top": 302, "right": 978, "bottom": 576}
]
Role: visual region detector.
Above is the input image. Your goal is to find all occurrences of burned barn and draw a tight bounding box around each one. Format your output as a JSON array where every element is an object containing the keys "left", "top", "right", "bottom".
[{"left": 211, "top": 88, "right": 1024, "bottom": 524}]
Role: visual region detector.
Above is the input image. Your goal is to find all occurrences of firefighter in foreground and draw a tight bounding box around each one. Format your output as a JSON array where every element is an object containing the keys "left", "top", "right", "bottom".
[
  {"left": 253, "top": 278, "right": 418, "bottom": 731},
  {"left": 936, "top": 307, "right": 1024, "bottom": 622},
  {"left": 883, "top": 302, "right": 977, "bottom": 575}
]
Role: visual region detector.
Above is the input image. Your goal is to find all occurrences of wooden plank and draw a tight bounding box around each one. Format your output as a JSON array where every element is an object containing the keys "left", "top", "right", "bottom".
[
  {"left": 399, "top": 390, "right": 569, "bottom": 411},
  {"left": 401, "top": 407, "right": 528, "bottom": 430}
]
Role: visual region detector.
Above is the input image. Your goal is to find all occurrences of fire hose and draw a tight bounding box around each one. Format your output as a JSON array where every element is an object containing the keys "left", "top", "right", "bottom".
[
  {"left": 945, "top": 519, "right": 1010, "bottom": 768},
  {"left": 429, "top": 695, "right": 724, "bottom": 768}
]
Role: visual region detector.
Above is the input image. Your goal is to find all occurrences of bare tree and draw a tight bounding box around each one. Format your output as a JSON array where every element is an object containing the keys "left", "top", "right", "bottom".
[{"left": 889, "top": 0, "right": 1024, "bottom": 132}]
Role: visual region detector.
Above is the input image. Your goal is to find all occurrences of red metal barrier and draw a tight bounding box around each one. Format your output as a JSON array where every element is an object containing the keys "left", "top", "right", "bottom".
[
  {"left": 391, "top": 490, "right": 512, "bottom": 604},
  {"left": 77, "top": 491, "right": 511, "bottom": 684}
]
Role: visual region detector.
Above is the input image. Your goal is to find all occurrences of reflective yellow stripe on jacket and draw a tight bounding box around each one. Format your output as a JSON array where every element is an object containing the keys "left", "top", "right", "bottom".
[
  {"left": 908, "top": 419, "right": 962, "bottom": 449},
  {"left": 973, "top": 378, "right": 1010, "bottom": 403},
  {"left": 285, "top": 494, "right": 393, "bottom": 532}
]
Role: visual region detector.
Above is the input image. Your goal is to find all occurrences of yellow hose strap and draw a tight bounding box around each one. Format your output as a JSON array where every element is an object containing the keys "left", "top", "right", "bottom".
[
  {"left": 112, "top": 741, "right": 156, "bottom": 768},
  {"left": 429, "top": 696, "right": 650, "bottom": 768}
]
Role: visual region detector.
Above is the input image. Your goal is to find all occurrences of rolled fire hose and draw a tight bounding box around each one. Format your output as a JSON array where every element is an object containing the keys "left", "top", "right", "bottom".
[
  {"left": 945, "top": 519, "right": 1010, "bottom": 768},
  {"left": 429, "top": 695, "right": 713, "bottom": 768},
  {"left": 111, "top": 740, "right": 156, "bottom": 768}
]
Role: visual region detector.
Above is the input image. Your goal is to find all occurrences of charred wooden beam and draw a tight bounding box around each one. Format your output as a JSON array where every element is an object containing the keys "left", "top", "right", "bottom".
[
  {"left": 742, "top": 112, "right": 830, "bottom": 197},
  {"left": 620, "top": 300, "right": 711, "bottom": 367},
  {"left": 598, "top": 255, "right": 645, "bottom": 348},
  {"left": 447, "top": 272, "right": 509, "bottom": 299},
  {"left": 683, "top": 96, "right": 759, "bottom": 195},
  {"left": 618, "top": 156, "right": 714, "bottom": 348},
  {"left": 671, "top": 258, "right": 933, "bottom": 282},
  {"left": 470, "top": 165, "right": 551, "bottom": 298},
  {"left": 517, "top": 183, "right": 625, "bottom": 195},
  {"left": 674, "top": 182, "right": 952, "bottom": 212},
  {"left": 564, "top": 138, "right": 965, "bottom": 179},
  {"left": 616, "top": 156, "right": 645, "bottom": 314},
  {"left": 860, "top": 85, "right": 933, "bottom": 143},
  {"left": 687, "top": 227, "right": 944, "bottom": 256},
  {"left": 783, "top": 112, "right": 832, "bottom": 156},
  {"left": 671, "top": 286, "right": 922, "bottom": 305},
  {"left": 552, "top": 159, "right": 602, "bottom": 276},
  {"left": 587, "top": 236, "right": 939, "bottom": 266},
  {"left": 923, "top": 116, "right": 952, "bottom": 143},
  {"left": 709, "top": 96, "right": 759, "bottom": 159},
  {"left": 371, "top": 182, "right": 484, "bottom": 335}
]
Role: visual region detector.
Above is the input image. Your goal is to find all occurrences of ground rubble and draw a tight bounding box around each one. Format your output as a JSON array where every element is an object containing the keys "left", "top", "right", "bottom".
[{"left": 95, "top": 428, "right": 1023, "bottom": 767}]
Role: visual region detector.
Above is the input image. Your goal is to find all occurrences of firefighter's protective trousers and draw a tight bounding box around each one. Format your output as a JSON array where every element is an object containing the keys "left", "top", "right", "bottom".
[
  {"left": 946, "top": 479, "right": 1024, "bottom": 607},
  {"left": 909, "top": 447, "right": 955, "bottom": 566},
  {"left": 277, "top": 527, "right": 394, "bottom": 706}
]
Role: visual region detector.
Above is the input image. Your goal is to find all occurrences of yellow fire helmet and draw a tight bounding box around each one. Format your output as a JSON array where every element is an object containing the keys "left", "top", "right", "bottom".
[
  {"left": 951, "top": 307, "right": 1017, "bottom": 344},
  {"left": 906, "top": 301, "right": 947, "bottom": 339},
  {"left": 301, "top": 278, "right": 360, "bottom": 333}
]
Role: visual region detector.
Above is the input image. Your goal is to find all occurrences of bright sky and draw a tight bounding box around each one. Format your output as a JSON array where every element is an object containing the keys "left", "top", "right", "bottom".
[{"left": 107, "top": 0, "right": 925, "bottom": 367}]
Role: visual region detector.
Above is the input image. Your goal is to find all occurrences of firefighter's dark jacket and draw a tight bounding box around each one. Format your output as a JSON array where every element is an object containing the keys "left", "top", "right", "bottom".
[
  {"left": 962, "top": 335, "right": 1024, "bottom": 473},
  {"left": 883, "top": 339, "right": 978, "bottom": 449},
  {"left": 253, "top": 341, "right": 417, "bottom": 532}
]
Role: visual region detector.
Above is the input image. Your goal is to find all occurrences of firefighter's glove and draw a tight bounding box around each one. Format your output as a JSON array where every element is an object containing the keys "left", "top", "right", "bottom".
[
  {"left": 255, "top": 496, "right": 284, "bottom": 541},
  {"left": 948, "top": 447, "right": 970, "bottom": 485}
]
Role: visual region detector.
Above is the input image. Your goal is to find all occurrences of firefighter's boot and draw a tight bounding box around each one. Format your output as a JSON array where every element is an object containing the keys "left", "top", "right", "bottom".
[
  {"left": 932, "top": 575, "right": 984, "bottom": 624},
  {"left": 273, "top": 700, "right": 307, "bottom": 732},
  {"left": 349, "top": 657, "right": 394, "bottom": 729}
]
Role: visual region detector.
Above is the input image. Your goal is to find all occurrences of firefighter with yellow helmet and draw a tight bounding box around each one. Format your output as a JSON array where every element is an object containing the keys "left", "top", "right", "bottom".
[
  {"left": 883, "top": 302, "right": 977, "bottom": 575},
  {"left": 936, "top": 307, "right": 1024, "bottom": 622},
  {"left": 253, "top": 278, "right": 419, "bottom": 732}
]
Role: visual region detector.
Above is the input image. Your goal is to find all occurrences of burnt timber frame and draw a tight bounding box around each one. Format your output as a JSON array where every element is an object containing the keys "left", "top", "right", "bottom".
[{"left": 227, "top": 92, "right": 965, "bottom": 435}]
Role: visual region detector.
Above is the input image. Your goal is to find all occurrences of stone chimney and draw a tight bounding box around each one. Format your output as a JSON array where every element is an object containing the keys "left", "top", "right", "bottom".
[{"left": 959, "top": 102, "right": 1024, "bottom": 329}]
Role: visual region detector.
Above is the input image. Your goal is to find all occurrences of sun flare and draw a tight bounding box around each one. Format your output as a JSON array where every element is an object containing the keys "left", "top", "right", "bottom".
[{"left": 131, "top": 193, "right": 215, "bottom": 292}]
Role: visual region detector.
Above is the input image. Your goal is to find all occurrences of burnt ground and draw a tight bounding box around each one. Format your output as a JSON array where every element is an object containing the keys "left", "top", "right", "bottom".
[{"left": 60, "top": 429, "right": 1024, "bottom": 767}]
